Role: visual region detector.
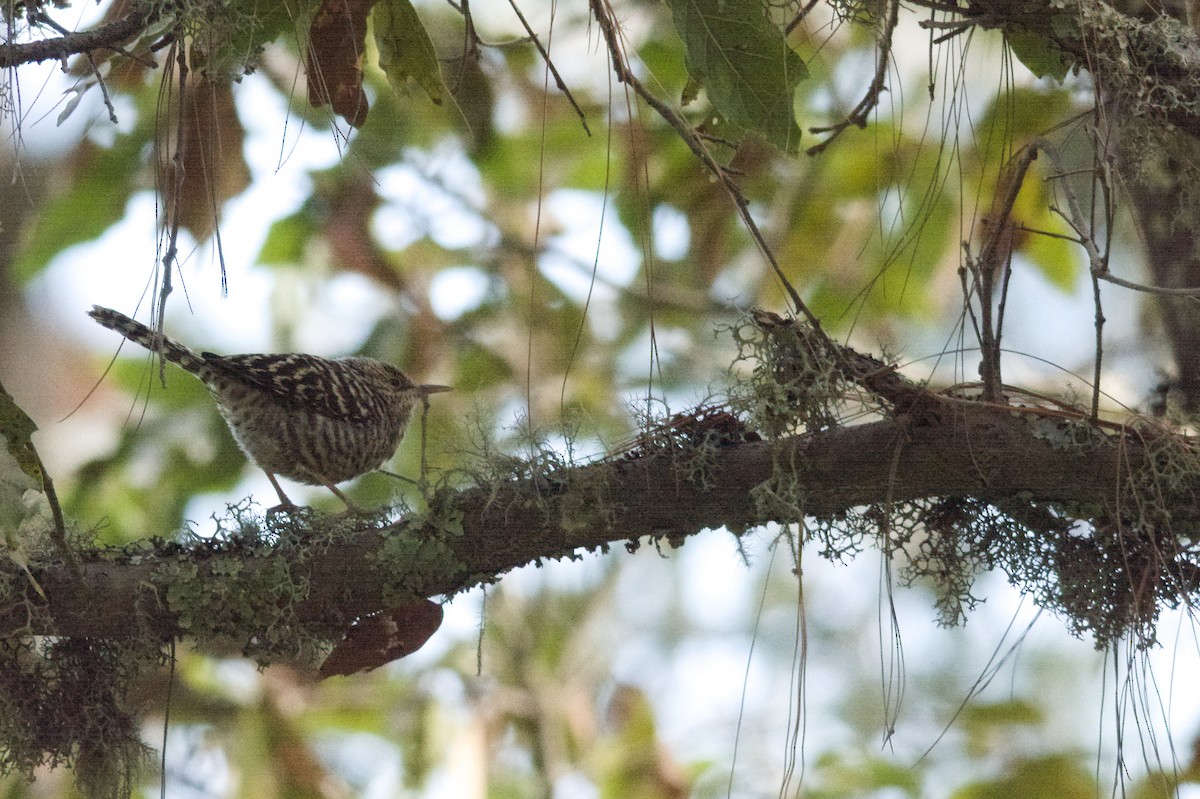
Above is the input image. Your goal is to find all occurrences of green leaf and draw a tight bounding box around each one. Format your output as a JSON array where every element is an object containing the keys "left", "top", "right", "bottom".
[
  {"left": 973, "top": 86, "right": 1072, "bottom": 148},
  {"left": 454, "top": 343, "right": 514, "bottom": 391},
  {"left": 1022, "top": 226, "right": 1078, "bottom": 291},
  {"left": 638, "top": 37, "right": 691, "bottom": 96},
  {"left": 189, "top": 0, "right": 313, "bottom": 80},
  {"left": 961, "top": 699, "right": 1043, "bottom": 727},
  {"left": 0, "top": 379, "right": 40, "bottom": 483},
  {"left": 1011, "top": 160, "right": 1080, "bottom": 292},
  {"left": 664, "top": 0, "right": 807, "bottom": 153},
  {"left": 1006, "top": 29, "right": 1071, "bottom": 81},
  {"left": 258, "top": 210, "right": 315, "bottom": 265},
  {"left": 12, "top": 136, "right": 142, "bottom": 281},
  {"left": 372, "top": 0, "right": 444, "bottom": 105}
]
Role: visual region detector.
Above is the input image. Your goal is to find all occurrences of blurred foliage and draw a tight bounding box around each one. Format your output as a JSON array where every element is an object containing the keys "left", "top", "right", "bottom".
[{"left": 0, "top": 0, "right": 1170, "bottom": 793}]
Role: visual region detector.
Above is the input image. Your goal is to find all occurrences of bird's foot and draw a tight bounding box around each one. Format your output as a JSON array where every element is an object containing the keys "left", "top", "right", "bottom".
[{"left": 266, "top": 500, "right": 301, "bottom": 518}]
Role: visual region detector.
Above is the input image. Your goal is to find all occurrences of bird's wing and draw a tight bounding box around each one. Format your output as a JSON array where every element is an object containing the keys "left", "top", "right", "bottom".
[{"left": 204, "top": 353, "right": 374, "bottom": 422}]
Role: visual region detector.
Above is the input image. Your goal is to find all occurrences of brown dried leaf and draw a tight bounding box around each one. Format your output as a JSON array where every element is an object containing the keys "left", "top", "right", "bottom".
[
  {"left": 323, "top": 175, "right": 403, "bottom": 289},
  {"left": 161, "top": 79, "right": 251, "bottom": 241},
  {"left": 307, "top": 0, "right": 378, "bottom": 127},
  {"left": 318, "top": 599, "right": 443, "bottom": 678}
]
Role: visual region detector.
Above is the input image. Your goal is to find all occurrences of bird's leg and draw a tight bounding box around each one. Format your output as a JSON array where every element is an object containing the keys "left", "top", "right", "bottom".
[
  {"left": 265, "top": 472, "right": 298, "bottom": 514},
  {"left": 324, "top": 482, "right": 364, "bottom": 512},
  {"left": 376, "top": 469, "right": 419, "bottom": 487},
  {"left": 266, "top": 470, "right": 361, "bottom": 513}
]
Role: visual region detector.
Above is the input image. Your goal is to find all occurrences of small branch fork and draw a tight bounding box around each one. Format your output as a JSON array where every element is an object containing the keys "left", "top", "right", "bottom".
[
  {"left": 1036, "top": 140, "right": 1200, "bottom": 298},
  {"left": 499, "top": 0, "right": 590, "bottom": 135},
  {"left": 140, "top": 41, "right": 191, "bottom": 387},
  {"left": 1037, "top": 136, "right": 1200, "bottom": 416},
  {"left": 806, "top": 0, "right": 900, "bottom": 156},
  {"left": 961, "top": 145, "right": 1038, "bottom": 404},
  {"left": 959, "top": 136, "right": 1200, "bottom": 419}
]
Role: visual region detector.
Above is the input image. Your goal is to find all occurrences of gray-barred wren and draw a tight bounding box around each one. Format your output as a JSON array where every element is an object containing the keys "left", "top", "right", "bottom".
[{"left": 89, "top": 305, "right": 450, "bottom": 508}]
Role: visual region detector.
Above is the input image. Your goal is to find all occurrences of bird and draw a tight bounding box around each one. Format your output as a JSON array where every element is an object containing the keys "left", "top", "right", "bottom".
[{"left": 88, "top": 305, "right": 451, "bottom": 509}]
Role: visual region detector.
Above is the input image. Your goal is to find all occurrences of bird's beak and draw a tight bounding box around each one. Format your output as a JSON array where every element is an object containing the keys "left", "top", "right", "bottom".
[{"left": 418, "top": 384, "right": 453, "bottom": 395}]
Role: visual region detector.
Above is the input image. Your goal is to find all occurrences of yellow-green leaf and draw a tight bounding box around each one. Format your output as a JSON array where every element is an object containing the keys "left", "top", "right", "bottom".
[
  {"left": 372, "top": 0, "right": 444, "bottom": 105},
  {"left": 1006, "top": 29, "right": 1072, "bottom": 82},
  {"left": 258, "top": 210, "right": 316, "bottom": 265},
  {"left": 0, "top": 379, "right": 41, "bottom": 483}
]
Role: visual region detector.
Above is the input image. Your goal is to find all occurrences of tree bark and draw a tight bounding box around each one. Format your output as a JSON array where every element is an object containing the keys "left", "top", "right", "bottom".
[{"left": 5, "top": 399, "right": 1164, "bottom": 642}]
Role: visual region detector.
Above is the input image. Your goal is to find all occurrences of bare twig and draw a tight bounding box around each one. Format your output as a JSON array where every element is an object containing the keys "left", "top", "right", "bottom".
[
  {"left": 1088, "top": 265, "right": 1105, "bottom": 418},
  {"left": 26, "top": 10, "right": 120, "bottom": 123},
  {"left": 502, "top": 0, "right": 590, "bottom": 135},
  {"left": 807, "top": 0, "right": 899, "bottom": 155},
  {"left": 965, "top": 144, "right": 1038, "bottom": 402},
  {"left": 1040, "top": 140, "right": 1200, "bottom": 297},
  {"left": 30, "top": 449, "right": 81, "bottom": 582},
  {"left": 919, "top": 14, "right": 994, "bottom": 44},
  {"left": 905, "top": 0, "right": 972, "bottom": 12},
  {"left": 784, "top": 0, "right": 822, "bottom": 35},
  {"left": 83, "top": 52, "right": 120, "bottom": 123},
  {"left": 958, "top": 249, "right": 983, "bottom": 350},
  {"left": 1089, "top": 124, "right": 1118, "bottom": 417},
  {"left": 153, "top": 42, "right": 189, "bottom": 385}
]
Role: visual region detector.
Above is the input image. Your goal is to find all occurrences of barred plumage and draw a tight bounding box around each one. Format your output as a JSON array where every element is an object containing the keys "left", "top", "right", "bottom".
[{"left": 88, "top": 305, "right": 450, "bottom": 508}]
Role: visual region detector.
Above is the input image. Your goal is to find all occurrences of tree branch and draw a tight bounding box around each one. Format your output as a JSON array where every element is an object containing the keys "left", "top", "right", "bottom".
[
  {"left": 8, "top": 399, "right": 1171, "bottom": 642},
  {"left": 0, "top": 7, "right": 151, "bottom": 69}
]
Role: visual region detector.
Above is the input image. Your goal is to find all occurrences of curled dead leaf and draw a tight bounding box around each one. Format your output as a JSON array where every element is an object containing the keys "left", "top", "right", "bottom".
[
  {"left": 318, "top": 599, "right": 443, "bottom": 678},
  {"left": 307, "top": 0, "right": 378, "bottom": 127}
]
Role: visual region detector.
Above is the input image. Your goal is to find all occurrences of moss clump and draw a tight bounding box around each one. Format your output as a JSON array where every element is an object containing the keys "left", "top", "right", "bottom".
[{"left": 0, "top": 636, "right": 156, "bottom": 798}]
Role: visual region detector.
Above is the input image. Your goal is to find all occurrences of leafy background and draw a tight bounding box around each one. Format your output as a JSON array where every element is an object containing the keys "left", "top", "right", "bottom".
[{"left": 0, "top": 0, "right": 1191, "bottom": 795}]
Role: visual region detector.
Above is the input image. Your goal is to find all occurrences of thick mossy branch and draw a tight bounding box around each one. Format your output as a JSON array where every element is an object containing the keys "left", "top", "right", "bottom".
[
  {"left": 5, "top": 312, "right": 1197, "bottom": 655},
  {"left": 6, "top": 399, "right": 1190, "bottom": 643}
]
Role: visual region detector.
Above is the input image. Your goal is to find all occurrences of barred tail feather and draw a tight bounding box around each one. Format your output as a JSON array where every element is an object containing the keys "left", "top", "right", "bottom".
[{"left": 88, "top": 306, "right": 210, "bottom": 377}]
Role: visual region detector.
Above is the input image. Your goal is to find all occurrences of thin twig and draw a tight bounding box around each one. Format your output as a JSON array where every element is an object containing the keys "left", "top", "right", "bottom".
[
  {"left": 971, "top": 144, "right": 1038, "bottom": 402},
  {"left": 1089, "top": 267, "right": 1105, "bottom": 418},
  {"left": 1090, "top": 123, "right": 1118, "bottom": 417},
  {"left": 84, "top": 52, "right": 120, "bottom": 123},
  {"left": 905, "top": 0, "right": 972, "bottom": 11},
  {"left": 503, "top": 0, "right": 590, "bottom": 135},
  {"left": 784, "top": 0, "right": 822, "bottom": 35},
  {"left": 995, "top": 253, "right": 1013, "bottom": 364},
  {"left": 919, "top": 14, "right": 993, "bottom": 45},
  {"left": 419, "top": 394, "right": 432, "bottom": 493},
  {"left": 27, "top": 9, "right": 120, "bottom": 122},
  {"left": 979, "top": 146, "right": 1038, "bottom": 269},
  {"left": 807, "top": 0, "right": 899, "bottom": 155},
  {"left": 958, "top": 253, "right": 983, "bottom": 347},
  {"left": 156, "top": 42, "right": 189, "bottom": 383},
  {"left": 1083, "top": 267, "right": 1200, "bottom": 296},
  {"left": 1040, "top": 139, "right": 1200, "bottom": 297},
  {"left": 32, "top": 450, "right": 82, "bottom": 581}
]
